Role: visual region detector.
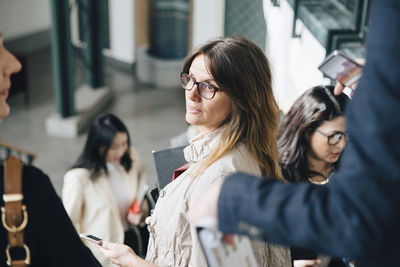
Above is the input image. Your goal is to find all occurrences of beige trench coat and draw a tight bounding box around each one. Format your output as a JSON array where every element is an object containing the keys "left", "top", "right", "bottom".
[
  {"left": 62, "top": 148, "right": 143, "bottom": 267},
  {"left": 146, "top": 129, "right": 290, "bottom": 267}
]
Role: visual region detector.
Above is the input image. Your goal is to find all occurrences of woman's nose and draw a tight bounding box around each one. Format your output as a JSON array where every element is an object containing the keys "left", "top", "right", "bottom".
[
  {"left": 3, "top": 48, "right": 22, "bottom": 77},
  {"left": 336, "top": 135, "right": 347, "bottom": 150},
  {"left": 187, "top": 84, "right": 201, "bottom": 101}
]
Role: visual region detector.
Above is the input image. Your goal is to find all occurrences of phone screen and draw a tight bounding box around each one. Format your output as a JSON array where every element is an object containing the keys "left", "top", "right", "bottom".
[
  {"left": 79, "top": 233, "right": 103, "bottom": 245},
  {"left": 318, "top": 51, "right": 363, "bottom": 87},
  {"left": 86, "top": 235, "right": 102, "bottom": 241}
]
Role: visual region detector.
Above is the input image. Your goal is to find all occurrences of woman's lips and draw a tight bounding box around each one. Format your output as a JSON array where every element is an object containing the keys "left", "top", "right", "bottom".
[
  {"left": 0, "top": 88, "right": 9, "bottom": 98},
  {"left": 187, "top": 105, "right": 201, "bottom": 113},
  {"left": 331, "top": 152, "right": 341, "bottom": 158}
]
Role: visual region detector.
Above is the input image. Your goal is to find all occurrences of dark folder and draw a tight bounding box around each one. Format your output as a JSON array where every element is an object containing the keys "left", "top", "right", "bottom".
[{"left": 152, "top": 145, "right": 187, "bottom": 190}]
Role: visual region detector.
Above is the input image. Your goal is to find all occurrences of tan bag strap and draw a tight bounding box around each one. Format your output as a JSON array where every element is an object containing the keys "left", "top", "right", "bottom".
[{"left": 1, "top": 156, "right": 30, "bottom": 266}]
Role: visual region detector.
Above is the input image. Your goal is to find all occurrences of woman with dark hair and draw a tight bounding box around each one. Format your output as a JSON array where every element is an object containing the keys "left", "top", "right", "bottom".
[
  {"left": 97, "top": 36, "right": 291, "bottom": 267},
  {"left": 278, "top": 85, "right": 349, "bottom": 185},
  {"left": 278, "top": 85, "right": 349, "bottom": 267},
  {"left": 62, "top": 113, "right": 148, "bottom": 267}
]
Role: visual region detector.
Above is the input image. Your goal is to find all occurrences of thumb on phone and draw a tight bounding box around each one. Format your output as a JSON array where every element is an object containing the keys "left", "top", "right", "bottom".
[
  {"left": 98, "top": 241, "right": 138, "bottom": 266},
  {"left": 293, "top": 259, "right": 322, "bottom": 267},
  {"left": 334, "top": 82, "right": 346, "bottom": 95}
]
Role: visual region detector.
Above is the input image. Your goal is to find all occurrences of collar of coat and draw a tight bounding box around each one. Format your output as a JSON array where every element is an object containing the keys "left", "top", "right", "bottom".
[{"left": 184, "top": 126, "right": 226, "bottom": 164}]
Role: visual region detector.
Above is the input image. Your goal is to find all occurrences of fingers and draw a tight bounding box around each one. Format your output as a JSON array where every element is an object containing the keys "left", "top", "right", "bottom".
[
  {"left": 349, "top": 82, "right": 358, "bottom": 90},
  {"left": 98, "top": 246, "right": 112, "bottom": 258},
  {"left": 334, "top": 82, "right": 346, "bottom": 95},
  {"left": 293, "top": 259, "right": 322, "bottom": 267},
  {"left": 334, "top": 58, "right": 364, "bottom": 96},
  {"left": 97, "top": 241, "right": 116, "bottom": 259},
  {"left": 97, "top": 241, "right": 137, "bottom": 266},
  {"left": 356, "top": 58, "right": 365, "bottom": 65},
  {"left": 188, "top": 179, "right": 223, "bottom": 225},
  {"left": 99, "top": 240, "right": 112, "bottom": 249},
  {"left": 222, "top": 234, "right": 235, "bottom": 246},
  {"left": 97, "top": 241, "right": 122, "bottom": 255}
]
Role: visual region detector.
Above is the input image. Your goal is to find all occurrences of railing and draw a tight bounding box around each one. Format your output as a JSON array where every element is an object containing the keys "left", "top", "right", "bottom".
[
  {"left": 336, "top": 0, "right": 356, "bottom": 12},
  {"left": 0, "top": 141, "right": 37, "bottom": 165},
  {"left": 279, "top": 0, "right": 370, "bottom": 56}
]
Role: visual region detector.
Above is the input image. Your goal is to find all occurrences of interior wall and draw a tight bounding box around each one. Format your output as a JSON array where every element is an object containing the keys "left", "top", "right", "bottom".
[
  {"left": 191, "top": 0, "right": 225, "bottom": 49},
  {"left": 135, "top": 0, "right": 150, "bottom": 47},
  {"left": 108, "top": 0, "right": 136, "bottom": 63},
  {"left": 0, "top": 0, "right": 51, "bottom": 40},
  {"left": 264, "top": 0, "right": 330, "bottom": 112}
]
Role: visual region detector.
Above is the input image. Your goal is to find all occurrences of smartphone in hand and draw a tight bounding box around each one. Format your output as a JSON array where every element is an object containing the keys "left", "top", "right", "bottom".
[
  {"left": 318, "top": 50, "right": 363, "bottom": 87},
  {"left": 79, "top": 233, "right": 103, "bottom": 246}
]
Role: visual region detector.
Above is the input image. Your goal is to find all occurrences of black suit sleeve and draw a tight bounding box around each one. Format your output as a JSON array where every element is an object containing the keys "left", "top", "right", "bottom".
[{"left": 218, "top": 0, "right": 400, "bottom": 262}]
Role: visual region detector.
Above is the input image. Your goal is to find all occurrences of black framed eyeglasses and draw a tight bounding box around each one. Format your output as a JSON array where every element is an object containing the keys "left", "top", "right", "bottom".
[
  {"left": 316, "top": 130, "right": 348, "bottom": 146},
  {"left": 180, "top": 72, "right": 219, "bottom": 100}
]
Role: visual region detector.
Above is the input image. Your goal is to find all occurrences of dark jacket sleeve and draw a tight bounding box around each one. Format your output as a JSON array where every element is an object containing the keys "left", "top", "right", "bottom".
[
  {"left": 22, "top": 166, "right": 101, "bottom": 267},
  {"left": 218, "top": 0, "right": 400, "bottom": 262}
]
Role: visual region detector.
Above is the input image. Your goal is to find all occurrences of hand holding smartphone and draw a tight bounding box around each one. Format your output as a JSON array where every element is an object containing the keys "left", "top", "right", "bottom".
[
  {"left": 318, "top": 50, "right": 363, "bottom": 88},
  {"left": 79, "top": 233, "right": 103, "bottom": 246}
]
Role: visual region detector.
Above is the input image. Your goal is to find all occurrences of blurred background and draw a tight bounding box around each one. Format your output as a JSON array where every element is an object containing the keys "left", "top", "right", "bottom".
[{"left": 0, "top": 0, "right": 369, "bottom": 194}]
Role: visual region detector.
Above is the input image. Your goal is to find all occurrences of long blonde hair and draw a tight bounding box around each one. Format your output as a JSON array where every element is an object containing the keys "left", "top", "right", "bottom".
[{"left": 182, "top": 37, "right": 283, "bottom": 180}]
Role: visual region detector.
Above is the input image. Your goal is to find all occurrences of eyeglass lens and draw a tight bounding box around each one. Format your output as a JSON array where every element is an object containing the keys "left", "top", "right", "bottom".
[
  {"left": 180, "top": 73, "right": 217, "bottom": 99},
  {"left": 328, "top": 132, "right": 346, "bottom": 145}
]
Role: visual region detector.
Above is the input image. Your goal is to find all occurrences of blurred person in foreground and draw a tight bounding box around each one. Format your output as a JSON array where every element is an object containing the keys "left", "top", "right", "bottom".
[
  {"left": 189, "top": 0, "right": 400, "bottom": 266},
  {"left": 0, "top": 29, "right": 100, "bottom": 266},
  {"left": 278, "top": 85, "right": 349, "bottom": 267}
]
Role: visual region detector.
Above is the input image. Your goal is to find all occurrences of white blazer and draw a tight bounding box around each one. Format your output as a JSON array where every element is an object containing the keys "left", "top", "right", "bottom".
[{"left": 62, "top": 148, "right": 142, "bottom": 267}]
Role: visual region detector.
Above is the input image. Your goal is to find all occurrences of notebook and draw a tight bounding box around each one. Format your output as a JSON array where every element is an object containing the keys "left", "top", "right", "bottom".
[{"left": 152, "top": 145, "right": 186, "bottom": 190}]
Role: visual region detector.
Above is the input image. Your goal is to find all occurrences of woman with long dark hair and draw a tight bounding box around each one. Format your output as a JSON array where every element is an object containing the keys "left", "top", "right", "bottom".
[
  {"left": 62, "top": 113, "right": 148, "bottom": 267},
  {"left": 278, "top": 85, "right": 349, "bottom": 184},
  {"left": 278, "top": 85, "right": 349, "bottom": 267}
]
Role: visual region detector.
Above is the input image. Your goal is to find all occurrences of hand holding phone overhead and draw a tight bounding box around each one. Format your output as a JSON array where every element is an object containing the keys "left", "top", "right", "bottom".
[{"left": 318, "top": 50, "right": 364, "bottom": 88}]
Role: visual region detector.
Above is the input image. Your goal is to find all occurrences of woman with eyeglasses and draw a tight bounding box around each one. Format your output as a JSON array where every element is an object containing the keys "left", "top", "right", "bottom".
[
  {"left": 278, "top": 85, "right": 349, "bottom": 267},
  {"left": 97, "top": 36, "right": 291, "bottom": 267}
]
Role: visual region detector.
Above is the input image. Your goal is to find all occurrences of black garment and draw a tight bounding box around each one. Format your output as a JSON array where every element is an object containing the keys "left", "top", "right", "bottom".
[
  {"left": 124, "top": 195, "right": 153, "bottom": 258},
  {"left": 0, "top": 164, "right": 100, "bottom": 267},
  {"left": 218, "top": 0, "right": 400, "bottom": 266},
  {"left": 124, "top": 225, "right": 149, "bottom": 258}
]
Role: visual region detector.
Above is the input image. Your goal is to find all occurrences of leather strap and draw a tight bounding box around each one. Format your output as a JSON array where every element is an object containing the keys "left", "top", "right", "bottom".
[{"left": 2, "top": 156, "right": 29, "bottom": 266}]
